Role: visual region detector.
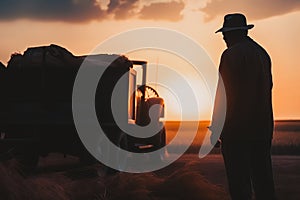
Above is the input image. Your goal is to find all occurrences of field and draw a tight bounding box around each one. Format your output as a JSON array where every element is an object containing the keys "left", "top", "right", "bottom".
[
  {"left": 165, "top": 120, "right": 300, "bottom": 155},
  {"left": 0, "top": 120, "right": 300, "bottom": 200}
]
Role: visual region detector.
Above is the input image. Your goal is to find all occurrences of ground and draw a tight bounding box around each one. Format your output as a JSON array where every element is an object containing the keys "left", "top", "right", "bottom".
[{"left": 1, "top": 153, "right": 300, "bottom": 200}]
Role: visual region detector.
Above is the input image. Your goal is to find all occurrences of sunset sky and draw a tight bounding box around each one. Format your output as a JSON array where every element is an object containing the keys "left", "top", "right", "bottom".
[{"left": 0, "top": 0, "right": 299, "bottom": 120}]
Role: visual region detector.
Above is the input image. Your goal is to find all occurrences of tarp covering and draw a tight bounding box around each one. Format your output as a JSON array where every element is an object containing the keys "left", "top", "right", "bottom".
[
  {"left": 0, "top": 44, "right": 132, "bottom": 126},
  {"left": 3, "top": 44, "right": 132, "bottom": 102}
]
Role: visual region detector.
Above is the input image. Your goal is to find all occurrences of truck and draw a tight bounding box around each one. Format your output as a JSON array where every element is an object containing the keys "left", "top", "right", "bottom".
[{"left": 0, "top": 44, "right": 166, "bottom": 171}]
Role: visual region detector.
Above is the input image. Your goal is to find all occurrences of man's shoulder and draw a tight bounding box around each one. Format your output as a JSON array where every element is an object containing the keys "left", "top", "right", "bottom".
[
  {"left": 226, "top": 39, "right": 251, "bottom": 52},
  {"left": 221, "top": 42, "right": 245, "bottom": 59},
  {"left": 221, "top": 45, "right": 242, "bottom": 60},
  {"left": 223, "top": 37, "right": 268, "bottom": 57}
]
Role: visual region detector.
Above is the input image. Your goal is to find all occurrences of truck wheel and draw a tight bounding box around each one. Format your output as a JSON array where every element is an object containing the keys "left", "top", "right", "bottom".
[
  {"left": 0, "top": 147, "right": 15, "bottom": 161},
  {"left": 79, "top": 149, "right": 97, "bottom": 165},
  {"left": 15, "top": 151, "right": 39, "bottom": 173},
  {"left": 103, "top": 132, "right": 129, "bottom": 175},
  {"left": 149, "top": 127, "right": 167, "bottom": 162},
  {"left": 159, "top": 126, "right": 166, "bottom": 148},
  {"left": 116, "top": 133, "right": 129, "bottom": 171}
]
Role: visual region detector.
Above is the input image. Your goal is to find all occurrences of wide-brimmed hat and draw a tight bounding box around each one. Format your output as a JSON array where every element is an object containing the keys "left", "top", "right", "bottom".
[{"left": 215, "top": 13, "right": 254, "bottom": 33}]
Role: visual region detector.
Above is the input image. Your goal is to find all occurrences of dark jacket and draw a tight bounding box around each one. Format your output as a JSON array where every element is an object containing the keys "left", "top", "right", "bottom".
[{"left": 212, "top": 36, "right": 273, "bottom": 141}]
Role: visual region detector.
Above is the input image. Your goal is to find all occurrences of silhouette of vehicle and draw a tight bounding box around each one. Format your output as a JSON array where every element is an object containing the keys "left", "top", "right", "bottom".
[{"left": 0, "top": 44, "right": 166, "bottom": 171}]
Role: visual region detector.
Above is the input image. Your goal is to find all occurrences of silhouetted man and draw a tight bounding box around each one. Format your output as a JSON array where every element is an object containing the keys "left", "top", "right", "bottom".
[{"left": 210, "top": 13, "right": 276, "bottom": 200}]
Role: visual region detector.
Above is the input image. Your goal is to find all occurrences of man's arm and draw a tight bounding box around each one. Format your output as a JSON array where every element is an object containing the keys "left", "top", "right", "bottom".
[{"left": 210, "top": 53, "right": 227, "bottom": 146}]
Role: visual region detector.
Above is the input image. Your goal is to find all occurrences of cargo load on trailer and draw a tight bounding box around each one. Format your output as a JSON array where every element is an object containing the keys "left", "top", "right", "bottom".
[{"left": 0, "top": 44, "right": 166, "bottom": 172}]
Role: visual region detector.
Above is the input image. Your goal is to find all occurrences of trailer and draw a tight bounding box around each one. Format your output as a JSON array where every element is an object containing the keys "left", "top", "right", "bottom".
[{"left": 0, "top": 44, "right": 166, "bottom": 171}]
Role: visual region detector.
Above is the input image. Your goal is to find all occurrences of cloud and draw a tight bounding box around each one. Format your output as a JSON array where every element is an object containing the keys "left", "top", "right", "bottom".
[
  {"left": 200, "top": 0, "right": 300, "bottom": 21},
  {"left": 139, "top": 1, "right": 185, "bottom": 22},
  {"left": 0, "top": 0, "right": 106, "bottom": 22},
  {"left": 107, "top": 0, "right": 139, "bottom": 20},
  {"left": 0, "top": 0, "right": 185, "bottom": 23}
]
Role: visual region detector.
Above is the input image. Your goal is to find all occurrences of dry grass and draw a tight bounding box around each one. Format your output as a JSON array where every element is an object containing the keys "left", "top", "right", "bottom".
[{"left": 0, "top": 158, "right": 228, "bottom": 200}]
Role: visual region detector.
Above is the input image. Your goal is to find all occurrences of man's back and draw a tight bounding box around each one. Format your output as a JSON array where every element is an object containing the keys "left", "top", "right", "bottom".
[{"left": 219, "top": 36, "right": 273, "bottom": 141}]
